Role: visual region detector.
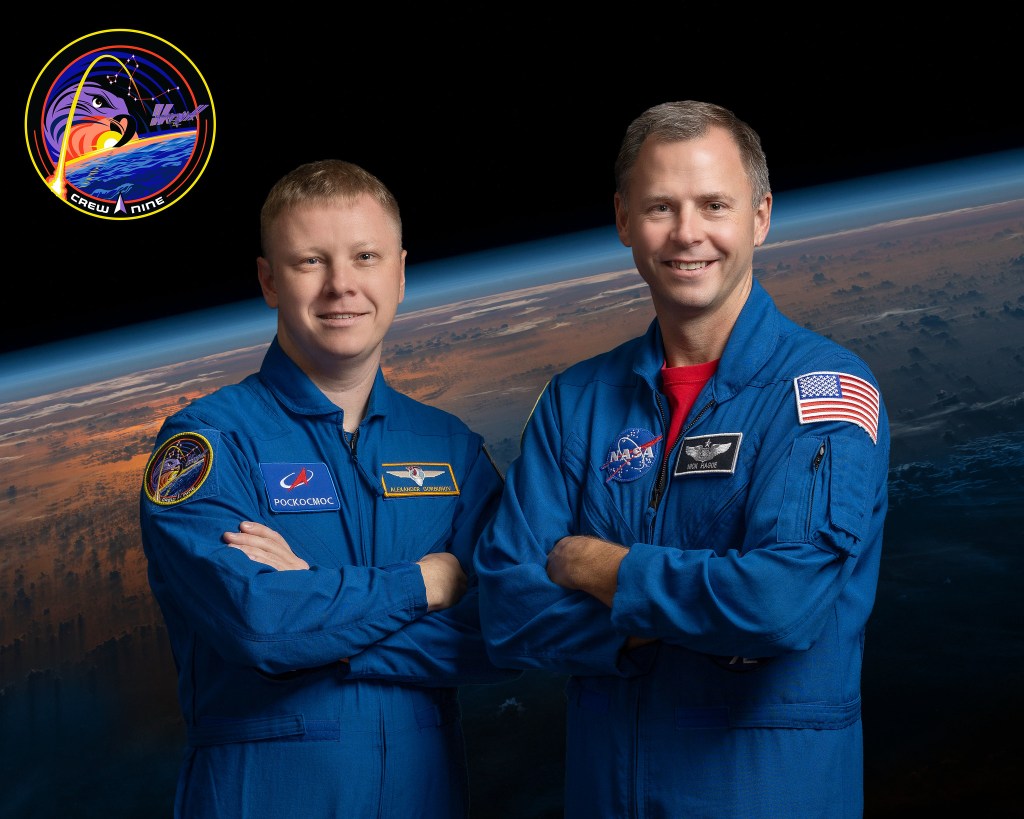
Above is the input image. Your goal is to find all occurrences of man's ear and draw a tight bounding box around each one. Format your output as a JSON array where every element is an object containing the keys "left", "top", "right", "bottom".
[
  {"left": 257, "top": 257, "right": 278, "bottom": 308},
  {"left": 398, "top": 248, "right": 407, "bottom": 304},
  {"left": 614, "top": 193, "right": 631, "bottom": 247},
  {"left": 753, "top": 193, "right": 772, "bottom": 248}
]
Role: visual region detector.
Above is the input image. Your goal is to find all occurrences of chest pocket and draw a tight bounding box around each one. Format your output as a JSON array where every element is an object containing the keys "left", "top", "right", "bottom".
[
  {"left": 380, "top": 493, "right": 456, "bottom": 559},
  {"left": 563, "top": 431, "right": 642, "bottom": 547},
  {"left": 658, "top": 435, "right": 755, "bottom": 555}
]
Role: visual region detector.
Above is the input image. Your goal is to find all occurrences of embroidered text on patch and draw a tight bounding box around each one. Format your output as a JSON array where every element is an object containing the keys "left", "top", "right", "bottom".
[
  {"left": 601, "top": 427, "right": 662, "bottom": 483},
  {"left": 381, "top": 463, "right": 460, "bottom": 497},
  {"left": 259, "top": 463, "right": 340, "bottom": 512},
  {"left": 794, "top": 371, "right": 879, "bottom": 444}
]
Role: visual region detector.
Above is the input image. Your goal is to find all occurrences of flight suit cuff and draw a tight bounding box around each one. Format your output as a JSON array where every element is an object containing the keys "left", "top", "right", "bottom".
[
  {"left": 379, "top": 561, "right": 430, "bottom": 615},
  {"left": 610, "top": 542, "right": 659, "bottom": 636}
]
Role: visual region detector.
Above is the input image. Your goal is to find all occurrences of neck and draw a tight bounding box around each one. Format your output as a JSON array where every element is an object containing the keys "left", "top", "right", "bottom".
[
  {"left": 658, "top": 312, "right": 732, "bottom": 367},
  {"left": 656, "top": 278, "right": 751, "bottom": 367},
  {"left": 280, "top": 342, "right": 381, "bottom": 431},
  {"left": 315, "top": 359, "right": 379, "bottom": 432},
  {"left": 275, "top": 331, "right": 383, "bottom": 431}
]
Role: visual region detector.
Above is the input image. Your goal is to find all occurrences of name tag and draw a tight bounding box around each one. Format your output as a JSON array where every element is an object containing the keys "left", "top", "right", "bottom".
[
  {"left": 674, "top": 433, "right": 742, "bottom": 477},
  {"left": 380, "top": 463, "right": 460, "bottom": 497}
]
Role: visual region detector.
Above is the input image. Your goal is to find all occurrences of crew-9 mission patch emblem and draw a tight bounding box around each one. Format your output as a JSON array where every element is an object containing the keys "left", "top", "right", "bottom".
[
  {"left": 25, "top": 29, "right": 215, "bottom": 219},
  {"left": 144, "top": 432, "right": 215, "bottom": 505}
]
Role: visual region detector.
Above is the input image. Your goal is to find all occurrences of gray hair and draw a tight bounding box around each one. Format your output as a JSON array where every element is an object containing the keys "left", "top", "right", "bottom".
[{"left": 614, "top": 101, "right": 771, "bottom": 209}]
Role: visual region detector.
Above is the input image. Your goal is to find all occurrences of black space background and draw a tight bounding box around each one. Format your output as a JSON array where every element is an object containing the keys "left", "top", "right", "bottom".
[{"left": 7, "top": 20, "right": 1022, "bottom": 356}]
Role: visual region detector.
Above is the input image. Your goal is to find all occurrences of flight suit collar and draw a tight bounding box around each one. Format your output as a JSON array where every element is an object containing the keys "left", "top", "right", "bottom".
[
  {"left": 713, "top": 279, "right": 781, "bottom": 401},
  {"left": 636, "top": 278, "right": 781, "bottom": 403},
  {"left": 258, "top": 337, "right": 392, "bottom": 424}
]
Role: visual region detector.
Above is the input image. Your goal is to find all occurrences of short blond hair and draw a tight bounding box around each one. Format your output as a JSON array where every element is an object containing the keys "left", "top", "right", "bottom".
[{"left": 260, "top": 159, "right": 402, "bottom": 254}]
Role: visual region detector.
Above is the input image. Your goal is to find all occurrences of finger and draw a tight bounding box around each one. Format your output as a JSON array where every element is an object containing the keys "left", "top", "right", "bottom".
[
  {"left": 239, "top": 521, "right": 275, "bottom": 537},
  {"left": 223, "top": 531, "right": 269, "bottom": 549}
]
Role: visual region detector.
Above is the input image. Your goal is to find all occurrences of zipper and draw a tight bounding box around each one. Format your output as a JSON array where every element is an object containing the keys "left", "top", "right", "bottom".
[
  {"left": 648, "top": 399, "right": 716, "bottom": 514},
  {"left": 647, "top": 393, "right": 670, "bottom": 512},
  {"left": 345, "top": 427, "right": 359, "bottom": 455},
  {"left": 807, "top": 441, "right": 826, "bottom": 535}
]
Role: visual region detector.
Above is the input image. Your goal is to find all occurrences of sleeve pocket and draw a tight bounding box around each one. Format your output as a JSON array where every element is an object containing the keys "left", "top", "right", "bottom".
[
  {"left": 776, "top": 437, "right": 823, "bottom": 544},
  {"left": 827, "top": 435, "right": 873, "bottom": 544}
]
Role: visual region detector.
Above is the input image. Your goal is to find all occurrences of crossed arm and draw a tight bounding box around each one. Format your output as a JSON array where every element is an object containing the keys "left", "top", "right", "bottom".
[
  {"left": 545, "top": 534, "right": 626, "bottom": 607},
  {"left": 223, "top": 521, "right": 468, "bottom": 612},
  {"left": 546, "top": 535, "right": 657, "bottom": 651}
]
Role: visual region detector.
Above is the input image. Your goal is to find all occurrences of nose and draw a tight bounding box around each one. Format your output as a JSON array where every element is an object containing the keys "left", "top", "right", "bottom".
[
  {"left": 669, "top": 206, "right": 702, "bottom": 246},
  {"left": 323, "top": 263, "right": 356, "bottom": 296}
]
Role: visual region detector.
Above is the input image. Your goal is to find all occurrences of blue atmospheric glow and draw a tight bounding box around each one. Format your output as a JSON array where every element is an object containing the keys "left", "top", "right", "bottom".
[
  {"left": 769, "top": 149, "right": 1024, "bottom": 241},
  {"left": 402, "top": 227, "right": 631, "bottom": 309},
  {"left": 2, "top": 149, "right": 1022, "bottom": 403},
  {"left": 0, "top": 302, "right": 275, "bottom": 403}
]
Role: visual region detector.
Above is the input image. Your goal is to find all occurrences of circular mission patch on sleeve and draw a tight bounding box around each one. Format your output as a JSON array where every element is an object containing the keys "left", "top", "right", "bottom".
[{"left": 143, "top": 431, "right": 214, "bottom": 505}]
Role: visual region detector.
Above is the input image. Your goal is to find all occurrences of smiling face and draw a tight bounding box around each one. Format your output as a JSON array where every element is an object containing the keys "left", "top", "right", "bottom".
[
  {"left": 614, "top": 126, "right": 771, "bottom": 358},
  {"left": 256, "top": 194, "right": 406, "bottom": 385}
]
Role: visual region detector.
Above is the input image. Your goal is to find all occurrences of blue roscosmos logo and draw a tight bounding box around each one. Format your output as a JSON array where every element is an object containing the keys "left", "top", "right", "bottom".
[
  {"left": 259, "top": 463, "right": 341, "bottom": 513},
  {"left": 24, "top": 29, "right": 215, "bottom": 219}
]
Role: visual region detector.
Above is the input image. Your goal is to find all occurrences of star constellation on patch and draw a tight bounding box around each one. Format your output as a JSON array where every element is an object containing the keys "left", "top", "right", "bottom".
[{"left": 102, "top": 54, "right": 180, "bottom": 105}]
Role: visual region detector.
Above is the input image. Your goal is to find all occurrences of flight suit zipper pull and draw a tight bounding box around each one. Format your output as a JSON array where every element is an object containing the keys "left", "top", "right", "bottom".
[
  {"left": 344, "top": 428, "right": 359, "bottom": 454},
  {"left": 807, "top": 441, "right": 826, "bottom": 534}
]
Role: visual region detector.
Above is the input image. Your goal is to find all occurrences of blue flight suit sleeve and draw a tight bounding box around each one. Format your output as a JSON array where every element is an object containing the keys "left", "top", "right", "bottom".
[
  {"left": 615, "top": 420, "right": 890, "bottom": 658},
  {"left": 475, "top": 382, "right": 653, "bottom": 677},
  {"left": 346, "top": 443, "right": 520, "bottom": 685},
  {"left": 143, "top": 417, "right": 431, "bottom": 676},
  {"left": 612, "top": 361, "right": 891, "bottom": 660}
]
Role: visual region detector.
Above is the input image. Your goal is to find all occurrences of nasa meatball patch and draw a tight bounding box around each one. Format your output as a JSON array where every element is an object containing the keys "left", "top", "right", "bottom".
[
  {"left": 674, "top": 433, "right": 742, "bottom": 477},
  {"left": 144, "top": 431, "right": 215, "bottom": 505},
  {"left": 601, "top": 427, "right": 662, "bottom": 483}
]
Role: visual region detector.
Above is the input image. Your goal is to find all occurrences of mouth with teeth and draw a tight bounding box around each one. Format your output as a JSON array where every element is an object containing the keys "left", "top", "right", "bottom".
[{"left": 670, "top": 261, "right": 709, "bottom": 271}]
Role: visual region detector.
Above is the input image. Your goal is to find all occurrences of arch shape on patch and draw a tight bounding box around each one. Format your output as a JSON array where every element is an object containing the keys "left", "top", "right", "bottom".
[
  {"left": 674, "top": 433, "right": 742, "bottom": 477},
  {"left": 601, "top": 427, "right": 662, "bottom": 483},
  {"left": 144, "top": 431, "right": 214, "bottom": 505}
]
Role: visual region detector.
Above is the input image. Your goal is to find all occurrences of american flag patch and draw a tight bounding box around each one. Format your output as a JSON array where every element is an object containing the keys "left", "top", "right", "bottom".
[{"left": 793, "top": 371, "right": 880, "bottom": 444}]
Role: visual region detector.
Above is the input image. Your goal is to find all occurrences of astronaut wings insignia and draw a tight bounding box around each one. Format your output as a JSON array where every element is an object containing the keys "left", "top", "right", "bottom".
[
  {"left": 685, "top": 441, "right": 732, "bottom": 462},
  {"left": 386, "top": 466, "right": 444, "bottom": 486}
]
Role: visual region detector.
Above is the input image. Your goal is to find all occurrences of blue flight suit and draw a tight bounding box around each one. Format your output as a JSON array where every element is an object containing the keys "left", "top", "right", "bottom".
[
  {"left": 475, "top": 279, "right": 890, "bottom": 818},
  {"left": 140, "top": 338, "right": 514, "bottom": 818}
]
